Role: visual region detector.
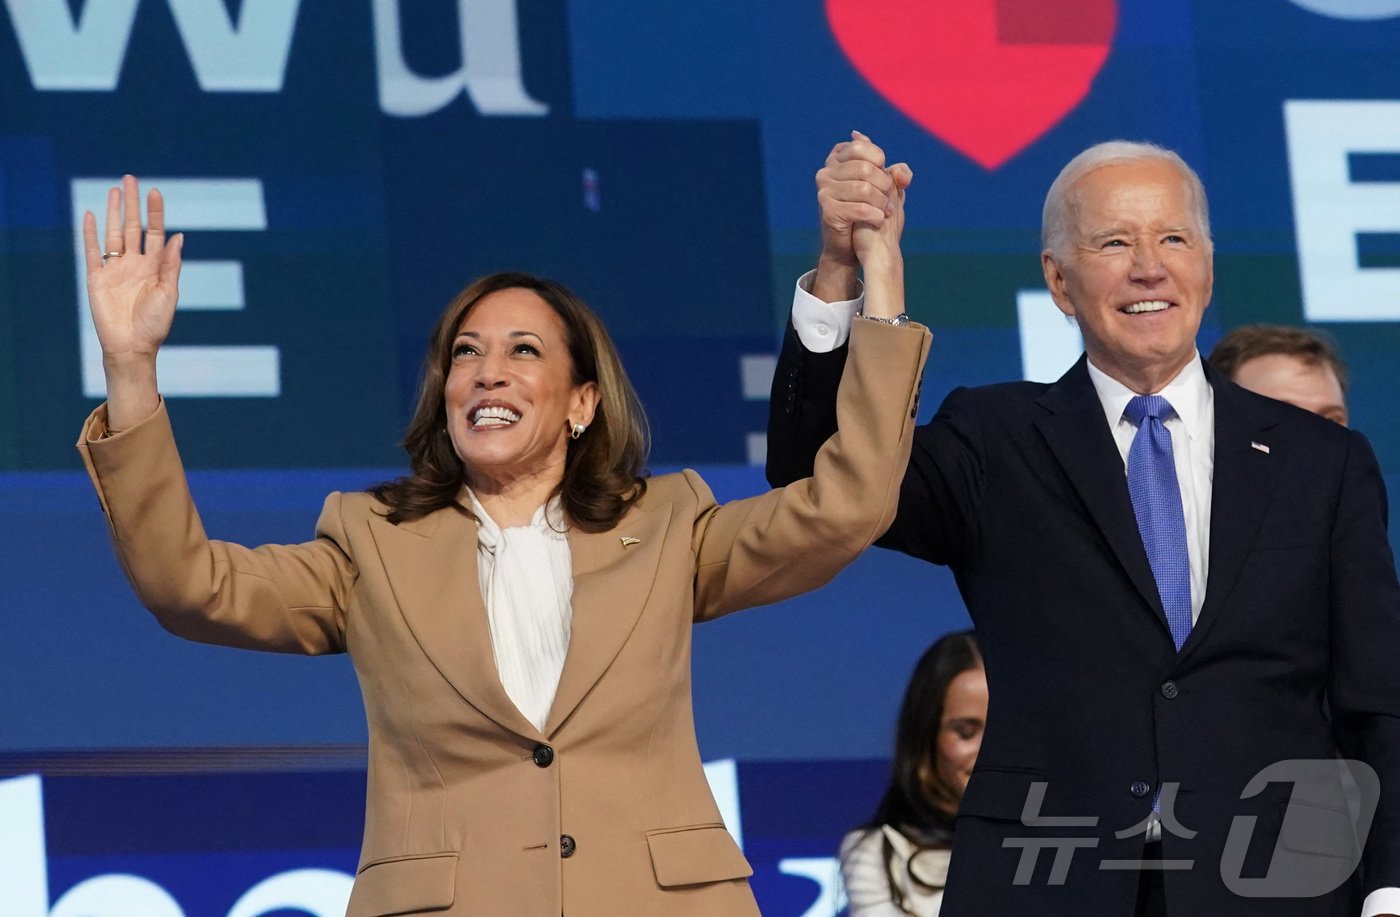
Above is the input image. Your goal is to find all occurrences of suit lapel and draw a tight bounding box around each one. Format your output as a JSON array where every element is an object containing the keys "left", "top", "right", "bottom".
[
  {"left": 1183, "top": 371, "right": 1284, "bottom": 658},
  {"left": 1033, "top": 357, "right": 1171, "bottom": 633},
  {"left": 368, "top": 504, "right": 541, "bottom": 739},
  {"left": 545, "top": 502, "right": 672, "bottom": 736}
]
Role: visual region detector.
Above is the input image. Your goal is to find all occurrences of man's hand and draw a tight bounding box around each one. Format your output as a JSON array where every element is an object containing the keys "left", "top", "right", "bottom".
[{"left": 812, "top": 131, "right": 913, "bottom": 303}]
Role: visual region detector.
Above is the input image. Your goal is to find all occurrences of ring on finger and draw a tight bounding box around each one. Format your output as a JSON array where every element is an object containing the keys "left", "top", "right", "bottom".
[{"left": 101, "top": 251, "right": 125, "bottom": 261}]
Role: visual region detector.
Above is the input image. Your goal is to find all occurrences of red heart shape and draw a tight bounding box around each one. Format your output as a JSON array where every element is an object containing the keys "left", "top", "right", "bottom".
[{"left": 827, "top": 0, "right": 1117, "bottom": 170}]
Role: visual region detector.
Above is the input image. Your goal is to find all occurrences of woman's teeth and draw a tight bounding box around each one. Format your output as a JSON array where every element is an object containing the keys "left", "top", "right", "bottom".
[{"left": 472, "top": 406, "right": 520, "bottom": 427}]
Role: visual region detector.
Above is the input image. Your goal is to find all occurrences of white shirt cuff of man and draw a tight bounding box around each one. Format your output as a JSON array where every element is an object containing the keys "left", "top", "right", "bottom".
[
  {"left": 792, "top": 269, "right": 863, "bottom": 352},
  {"left": 1362, "top": 887, "right": 1400, "bottom": 916}
]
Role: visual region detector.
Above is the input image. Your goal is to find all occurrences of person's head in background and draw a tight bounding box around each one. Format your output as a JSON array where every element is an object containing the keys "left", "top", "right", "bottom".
[
  {"left": 1208, "top": 324, "right": 1349, "bottom": 426},
  {"left": 872, "top": 630, "right": 987, "bottom": 835}
]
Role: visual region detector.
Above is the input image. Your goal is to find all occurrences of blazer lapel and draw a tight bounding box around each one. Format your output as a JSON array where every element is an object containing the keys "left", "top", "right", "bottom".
[
  {"left": 1033, "top": 357, "right": 1171, "bottom": 633},
  {"left": 1182, "top": 370, "right": 1284, "bottom": 659},
  {"left": 368, "top": 504, "right": 541, "bottom": 739},
  {"left": 544, "top": 502, "right": 672, "bottom": 736}
]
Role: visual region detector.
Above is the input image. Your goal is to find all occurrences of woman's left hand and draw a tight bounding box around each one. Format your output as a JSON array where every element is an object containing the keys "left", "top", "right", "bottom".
[
  {"left": 854, "top": 159, "right": 910, "bottom": 321},
  {"left": 852, "top": 161, "right": 911, "bottom": 273}
]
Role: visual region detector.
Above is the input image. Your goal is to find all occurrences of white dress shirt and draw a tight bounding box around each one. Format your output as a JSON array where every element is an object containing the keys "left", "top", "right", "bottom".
[
  {"left": 789, "top": 274, "right": 1399, "bottom": 916},
  {"left": 468, "top": 490, "right": 573, "bottom": 734}
]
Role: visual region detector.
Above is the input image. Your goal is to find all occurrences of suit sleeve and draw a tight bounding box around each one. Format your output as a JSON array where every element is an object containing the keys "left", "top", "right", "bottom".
[
  {"left": 765, "top": 319, "right": 986, "bottom": 568},
  {"left": 691, "top": 319, "right": 930, "bottom": 621},
  {"left": 765, "top": 319, "right": 849, "bottom": 488},
  {"left": 883, "top": 387, "right": 987, "bottom": 567},
  {"left": 77, "top": 401, "right": 354, "bottom": 654},
  {"left": 1325, "top": 429, "right": 1400, "bottom": 893}
]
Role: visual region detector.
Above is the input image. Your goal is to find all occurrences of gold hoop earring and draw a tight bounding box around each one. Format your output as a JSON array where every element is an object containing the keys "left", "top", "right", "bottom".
[{"left": 570, "top": 422, "right": 586, "bottom": 440}]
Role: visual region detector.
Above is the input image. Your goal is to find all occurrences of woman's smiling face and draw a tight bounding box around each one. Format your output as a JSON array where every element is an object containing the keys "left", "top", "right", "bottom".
[{"left": 443, "top": 287, "right": 597, "bottom": 491}]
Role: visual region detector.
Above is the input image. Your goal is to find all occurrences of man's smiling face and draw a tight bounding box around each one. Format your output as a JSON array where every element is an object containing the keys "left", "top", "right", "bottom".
[{"left": 1042, "top": 158, "right": 1214, "bottom": 393}]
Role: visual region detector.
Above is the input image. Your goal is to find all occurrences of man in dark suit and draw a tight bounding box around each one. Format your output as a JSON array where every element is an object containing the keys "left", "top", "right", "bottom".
[{"left": 767, "top": 136, "right": 1400, "bottom": 916}]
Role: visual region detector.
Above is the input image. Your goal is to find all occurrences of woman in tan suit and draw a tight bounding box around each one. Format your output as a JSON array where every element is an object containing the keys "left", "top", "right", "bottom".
[{"left": 77, "top": 169, "right": 926, "bottom": 917}]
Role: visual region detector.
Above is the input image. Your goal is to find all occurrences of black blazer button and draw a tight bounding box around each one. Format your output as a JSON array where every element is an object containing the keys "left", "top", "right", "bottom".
[
  {"left": 1130, "top": 781, "right": 1152, "bottom": 798},
  {"left": 1160, "top": 681, "right": 1179, "bottom": 699},
  {"left": 560, "top": 834, "right": 576, "bottom": 858},
  {"left": 532, "top": 744, "right": 554, "bottom": 767}
]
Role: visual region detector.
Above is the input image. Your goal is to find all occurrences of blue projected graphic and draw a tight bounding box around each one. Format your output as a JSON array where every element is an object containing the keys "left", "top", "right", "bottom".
[{"left": 4, "top": 1, "right": 1400, "bottom": 914}]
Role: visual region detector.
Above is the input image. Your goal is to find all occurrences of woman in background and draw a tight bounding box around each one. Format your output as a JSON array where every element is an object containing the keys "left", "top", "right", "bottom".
[{"left": 841, "top": 631, "right": 987, "bottom": 916}]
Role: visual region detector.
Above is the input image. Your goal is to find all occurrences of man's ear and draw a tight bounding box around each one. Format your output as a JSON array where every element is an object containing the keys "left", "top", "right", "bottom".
[
  {"left": 1203, "top": 252, "right": 1215, "bottom": 314},
  {"left": 1041, "top": 250, "right": 1075, "bottom": 317}
]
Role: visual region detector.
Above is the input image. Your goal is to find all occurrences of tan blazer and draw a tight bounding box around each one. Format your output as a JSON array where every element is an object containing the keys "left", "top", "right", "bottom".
[{"left": 77, "top": 320, "right": 930, "bottom": 917}]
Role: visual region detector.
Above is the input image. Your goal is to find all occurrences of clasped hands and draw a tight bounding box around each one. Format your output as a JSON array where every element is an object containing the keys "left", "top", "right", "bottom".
[{"left": 814, "top": 131, "right": 913, "bottom": 319}]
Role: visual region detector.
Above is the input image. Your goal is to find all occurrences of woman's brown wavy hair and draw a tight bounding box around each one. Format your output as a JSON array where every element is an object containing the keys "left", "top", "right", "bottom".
[{"left": 370, "top": 271, "right": 649, "bottom": 531}]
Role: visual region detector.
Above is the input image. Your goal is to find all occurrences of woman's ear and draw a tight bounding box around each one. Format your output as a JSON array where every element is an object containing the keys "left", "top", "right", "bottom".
[{"left": 571, "top": 381, "right": 601, "bottom": 430}]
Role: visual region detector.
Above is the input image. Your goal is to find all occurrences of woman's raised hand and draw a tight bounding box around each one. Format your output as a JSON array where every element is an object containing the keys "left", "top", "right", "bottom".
[
  {"left": 82, "top": 175, "right": 183, "bottom": 428},
  {"left": 83, "top": 175, "right": 183, "bottom": 365}
]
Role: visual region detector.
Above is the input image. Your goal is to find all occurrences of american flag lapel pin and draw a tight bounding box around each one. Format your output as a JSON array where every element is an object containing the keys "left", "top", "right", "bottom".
[
  {"left": 620, "top": 536, "right": 641, "bottom": 548},
  {"left": 1250, "top": 441, "right": 1271, "bottom": 454}
]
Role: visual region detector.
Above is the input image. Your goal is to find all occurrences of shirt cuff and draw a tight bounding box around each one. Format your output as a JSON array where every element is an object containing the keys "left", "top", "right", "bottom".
[
  {"left": 1362, "top": 887, "right": 1400, "bottom": 916},
  {"left": 792, "top": 269, "right": 863, "bottom": 353}
]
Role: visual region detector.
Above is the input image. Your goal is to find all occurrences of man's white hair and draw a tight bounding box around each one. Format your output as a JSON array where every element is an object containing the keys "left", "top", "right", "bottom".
[{"left": 1041, "top": 140, "right": 1211, "bottom": 258}]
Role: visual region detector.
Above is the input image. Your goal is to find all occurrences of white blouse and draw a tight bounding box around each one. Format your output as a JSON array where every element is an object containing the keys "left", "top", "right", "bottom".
[
  {"left": 840, "top": 826, "right": 949, "bottom": 917},
  {"left": 467, "top": 491, "right": 573, "bottom": 733}
]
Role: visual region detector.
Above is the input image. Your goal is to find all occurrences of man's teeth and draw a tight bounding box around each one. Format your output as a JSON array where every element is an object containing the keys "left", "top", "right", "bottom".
[
  {"left": 472, "top": 406, "right": 520, "bottom": 426},
  {"left": 1123, "top": 300, "right": 1171, "bottom": 314}
]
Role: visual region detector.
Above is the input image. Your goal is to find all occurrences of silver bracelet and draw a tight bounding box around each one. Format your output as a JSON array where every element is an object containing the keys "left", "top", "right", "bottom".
[{"left": 856, "top": 311, "right": 911, "bottom": 327}]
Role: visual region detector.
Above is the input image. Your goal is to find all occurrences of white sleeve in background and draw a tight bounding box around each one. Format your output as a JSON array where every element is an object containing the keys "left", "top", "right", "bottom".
[
  {"left": 1361, "top": 887, "right": 1400, "bottom": 917},
  {"left": 792, "top": 269, "right": 863, "bottom": 352},
  {"left": 839, "top": 830, "right": 907, "bottom": 917}
]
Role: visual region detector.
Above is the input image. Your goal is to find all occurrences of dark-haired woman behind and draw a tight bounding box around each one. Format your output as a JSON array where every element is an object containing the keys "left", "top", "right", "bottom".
[
  {"left": 76, "top": 172, "right": 927, "bottom": 917},
  {"left": 841, "top": 631, "right": 987, "bottom": 916}
]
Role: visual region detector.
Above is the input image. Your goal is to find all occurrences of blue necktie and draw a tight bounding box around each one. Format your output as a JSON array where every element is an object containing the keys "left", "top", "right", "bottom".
[{"left": 1124, "top": 395, "right": 1192, "bottom": 652}]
